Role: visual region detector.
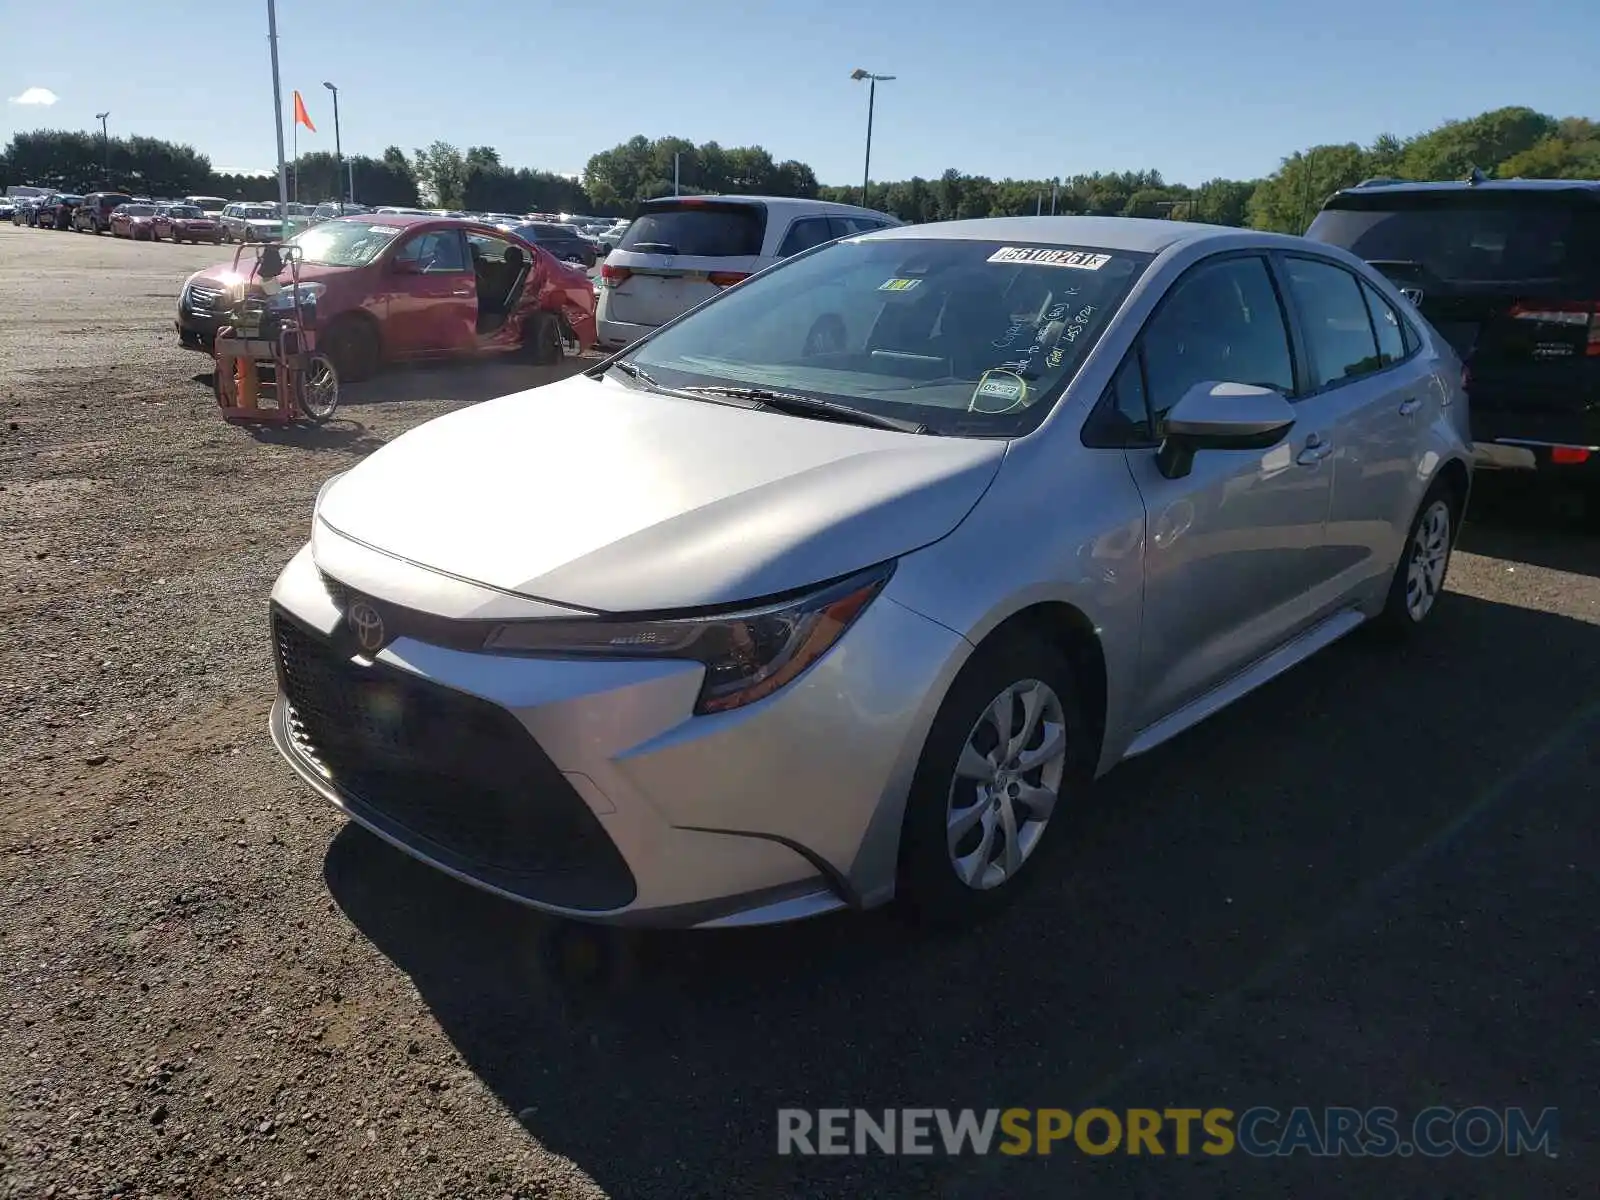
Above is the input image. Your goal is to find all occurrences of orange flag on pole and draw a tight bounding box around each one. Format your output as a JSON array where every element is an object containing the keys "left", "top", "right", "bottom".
[{"left": 293, "top": 90, "right": 316, "bottom": 133}]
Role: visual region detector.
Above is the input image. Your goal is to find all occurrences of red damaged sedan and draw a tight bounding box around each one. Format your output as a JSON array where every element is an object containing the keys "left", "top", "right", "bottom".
[
  {"left": 110, "top": 203, "right": 160, "bottom": 240},
  {"left": 175, "top": 215, "right": 597, "bottom": 381},
  {"left": 155, "top": 203, "right": 222, "bottom": 245}
]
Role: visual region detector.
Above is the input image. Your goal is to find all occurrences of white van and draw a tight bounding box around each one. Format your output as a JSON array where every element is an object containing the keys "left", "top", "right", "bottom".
[{"left": 595, "top": 195, "right": 901, "bottom": 351}]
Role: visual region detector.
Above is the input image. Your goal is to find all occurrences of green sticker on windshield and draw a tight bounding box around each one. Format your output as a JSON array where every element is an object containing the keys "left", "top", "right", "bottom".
[
  {"left": 879, "top": 277, "right": 922, "bottom": 293},
  {"left": 970, "top": 369, "right": 1028, "bottom": 413}
]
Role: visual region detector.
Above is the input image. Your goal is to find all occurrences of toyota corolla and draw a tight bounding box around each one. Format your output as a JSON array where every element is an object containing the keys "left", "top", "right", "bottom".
[{"left": 269, "top": 216, "right": 1472, "bottom": 929}]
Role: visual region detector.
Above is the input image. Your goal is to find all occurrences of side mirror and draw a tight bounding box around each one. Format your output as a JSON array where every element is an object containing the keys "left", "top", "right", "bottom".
[
  {"left": 1155, "top": 382, "right": 1295, "bottom": 480},
  {"left": 259, "top": 243, "right": 285, "bottom": 280}
]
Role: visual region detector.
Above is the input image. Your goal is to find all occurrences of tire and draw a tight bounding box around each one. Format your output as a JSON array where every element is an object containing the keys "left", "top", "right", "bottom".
[
  {"left": 294, "top": 353, "right": 340, "bottom": 424},
  {"left": 322, "top": 316, "right": 381, "bottom": 384},
  {"left": 521, "top": 312, "right": 564, "bottom": 366},
  {"left": 1372, "top": 479, "right": 1461, "bottom": 638},
  {"left": 895, "top": 632, "right": 1093, "bottom": 927}
]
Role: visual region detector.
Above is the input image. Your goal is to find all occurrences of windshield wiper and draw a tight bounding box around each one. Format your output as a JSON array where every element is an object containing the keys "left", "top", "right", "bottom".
[
  {"left": 599, "top": 359, "right": 667, "bottom": 389},
  {"left": 680, "top": 386, "right": 928, "bottom": 434}
]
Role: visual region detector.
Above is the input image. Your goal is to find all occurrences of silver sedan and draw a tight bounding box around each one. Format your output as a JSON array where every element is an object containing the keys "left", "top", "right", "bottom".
[{"left": 269, "top": 216, "right": 1472, "bottom": 929}]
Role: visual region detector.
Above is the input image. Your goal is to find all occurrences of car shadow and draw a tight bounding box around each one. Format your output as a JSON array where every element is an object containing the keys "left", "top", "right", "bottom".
[
  {"left": 335, "top": 356, "right": 595, "bottom": 407},
  {"left": 323, "top": 589, "right": 1600, "bottom": 1198},
  {"left": 195, "top": 355, "right": 597, "bottom": 412},
  {"left": 1461, "top": 476, "right": 1598, "bottom": 578}
]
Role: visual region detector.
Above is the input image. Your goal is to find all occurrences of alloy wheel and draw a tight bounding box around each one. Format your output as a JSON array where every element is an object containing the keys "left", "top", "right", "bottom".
[
  {"left": 946, "top": 679, "right": 1067, "bottom": 890},
  {"left": 1405, "top": 499, "right": 1452, "bottom": 622}
]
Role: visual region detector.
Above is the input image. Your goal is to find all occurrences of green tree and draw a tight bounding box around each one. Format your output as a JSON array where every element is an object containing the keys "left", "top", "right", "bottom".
[
  {"left": 1401, "top": 106, "right": 1556, "bottom": 179},
  {"left": 412, "top": 141, "right": 468, "bottom": 208}
]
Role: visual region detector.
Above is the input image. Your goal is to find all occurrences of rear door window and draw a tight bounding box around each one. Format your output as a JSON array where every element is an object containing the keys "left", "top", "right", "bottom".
[
  {"left": 1360, "top": 279, "right": 1408, "bottom": 366},
  {"left": 619, "top": 201, "right": 765, "bottom": 257},
  {"left": 1282, "top": 257, "right": 1383, "bottom": 389},
  {"left": 831, "top": 215, "right": 886, "bottom": 236},
  {"left": 777, "top": 217, "right": 837, "bottom": 258}
]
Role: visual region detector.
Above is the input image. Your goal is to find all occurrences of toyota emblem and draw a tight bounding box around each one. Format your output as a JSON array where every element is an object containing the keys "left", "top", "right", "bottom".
[{"left": 346, "top": 600, "right": 386, "bottom": 654}]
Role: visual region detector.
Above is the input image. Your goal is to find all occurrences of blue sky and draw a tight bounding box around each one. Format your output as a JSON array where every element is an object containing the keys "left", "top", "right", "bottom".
[{"left": 4, "top": 0, "right": 1598, "bottom": 187}]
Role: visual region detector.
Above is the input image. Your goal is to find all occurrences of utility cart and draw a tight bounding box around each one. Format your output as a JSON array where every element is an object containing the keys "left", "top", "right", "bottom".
[{"left": 212, "top": 242, "right": 340, "bottom": 425}]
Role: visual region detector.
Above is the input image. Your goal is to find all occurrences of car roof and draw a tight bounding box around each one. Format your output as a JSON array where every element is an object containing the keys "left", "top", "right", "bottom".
[
  {"left": 318, "top": 213, "right": 525, "bottom": 240},
  {"left": 1334, "top": 177, "right": 1600, "bottom": 197},
  {"left": 859, "top": 215, "right": 1281, "bottom": 255},
  {"left": 638, "top": 194, "right": 897, "bottom": 219}
]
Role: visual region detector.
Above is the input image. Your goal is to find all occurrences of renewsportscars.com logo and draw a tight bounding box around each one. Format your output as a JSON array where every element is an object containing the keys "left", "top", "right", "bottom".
[{"left": 777, "top": 1107, "right": 1559, "bottom": 1158}]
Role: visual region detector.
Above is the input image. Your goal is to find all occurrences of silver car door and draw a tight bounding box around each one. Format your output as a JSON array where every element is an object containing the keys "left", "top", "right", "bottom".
[{"left": 1117, "top": 253, "right": 1337, "bottom": 727}]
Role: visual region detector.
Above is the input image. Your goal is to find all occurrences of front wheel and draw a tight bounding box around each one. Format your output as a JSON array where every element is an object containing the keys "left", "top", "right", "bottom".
[
  {"left": 322, "top": 317, "right": 381, "bottom": 384},
  {"left": 896, "top": 634, "right": 1092, "bottom": 926}
]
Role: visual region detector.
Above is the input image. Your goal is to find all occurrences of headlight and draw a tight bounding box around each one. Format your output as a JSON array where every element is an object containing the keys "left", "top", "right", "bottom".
[
  {"left": 481, "top": 561, "right": 894, "bottom": 715},
  {"left": 268, "top": 282, "right": 325, "bottom": 310}
]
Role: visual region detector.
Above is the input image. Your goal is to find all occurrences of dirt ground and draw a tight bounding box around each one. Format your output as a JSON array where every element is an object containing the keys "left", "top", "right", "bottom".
[{"left": 1, "top": 222, "right": 1597, "bottom": 1200}]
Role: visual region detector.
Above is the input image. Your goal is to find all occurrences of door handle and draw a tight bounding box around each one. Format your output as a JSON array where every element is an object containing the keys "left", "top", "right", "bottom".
[
  {"left": 1296, "top": 436, "right": 1334, "bottom": 466},
  {"left": 1398, "top": 397, "right": 1423, "bottom": 416}
]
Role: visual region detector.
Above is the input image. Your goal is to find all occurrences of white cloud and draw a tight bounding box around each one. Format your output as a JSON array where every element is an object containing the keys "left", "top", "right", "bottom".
[
  {"left": 8, "top": 87, "right": 59, "bottom": 106},
  {"left": 216, "top": 166, "right": 273, "bottom": 177}
]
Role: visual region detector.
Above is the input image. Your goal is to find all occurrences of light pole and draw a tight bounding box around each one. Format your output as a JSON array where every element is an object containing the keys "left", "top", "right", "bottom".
[
  {"left": 323, "top": 80, "right": 344, "bottom": 205},
  {"left": 95, "top": 112, "right": 110, "bottom": 185},
  {"left": 850, "top": 68, "right": 894, "bottom": 210}
]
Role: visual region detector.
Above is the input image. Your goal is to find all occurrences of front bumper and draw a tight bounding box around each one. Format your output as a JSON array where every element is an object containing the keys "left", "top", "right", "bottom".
[{"left": 267, "top": 543, "right": 966, "bottom": 927}]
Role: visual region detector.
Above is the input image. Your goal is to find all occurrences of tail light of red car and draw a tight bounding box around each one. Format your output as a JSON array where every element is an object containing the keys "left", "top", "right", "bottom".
[{"left": 1508, "top": 300, "right": 1600, "bottom": 356}]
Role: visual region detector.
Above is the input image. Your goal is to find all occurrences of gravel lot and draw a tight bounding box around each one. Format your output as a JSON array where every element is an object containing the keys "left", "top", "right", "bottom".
[{"left": 1, "top": 221, "right": 1597, "bottom": 1200}]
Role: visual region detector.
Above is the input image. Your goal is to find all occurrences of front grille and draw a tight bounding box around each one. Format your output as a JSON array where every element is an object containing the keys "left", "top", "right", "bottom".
[
  {"left": 273, "top": 610, "right": 636, "bottom": 910},
  {"left": 317, "top": 572, "right": 500, "bottom": 653},
  {"left": 186, "top": 283, "right": 223, "bottom": 314}
]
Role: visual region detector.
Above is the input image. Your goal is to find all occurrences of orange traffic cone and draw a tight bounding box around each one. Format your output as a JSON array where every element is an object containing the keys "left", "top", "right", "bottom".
[{"left": 235, "top": 358, "right": 260, "bottom": 411}]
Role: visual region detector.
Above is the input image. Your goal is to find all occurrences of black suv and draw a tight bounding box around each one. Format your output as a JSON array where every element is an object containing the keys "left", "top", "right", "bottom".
[
  {"left": 74, "top": 191, "right": 134, "bottom": 234},
  {"left": 1307, "top": 177, "right": 1600, "bottom": 482},
  {"left": 34, "top": 193, "right": 84, "bottom": 230},
  {"left": 509, "top": 221, "right": 597, "bottom": 268}
]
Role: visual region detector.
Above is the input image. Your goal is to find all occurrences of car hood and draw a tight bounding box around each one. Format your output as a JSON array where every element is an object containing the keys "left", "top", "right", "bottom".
[
  {"left": 185, "top": 259, "right": 356, "bottom": 291},
  {"left": 314, "top": 374, "right": 1007, "bottom": 612}
]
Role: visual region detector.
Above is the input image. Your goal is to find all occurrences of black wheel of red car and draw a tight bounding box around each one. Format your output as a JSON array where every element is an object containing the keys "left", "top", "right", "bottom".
[
  {"left": 522, "top": 312, "right": 564, "bottom": 366},
  {"left": 323, "top": 316, "right": 380, "bottom": 384}
]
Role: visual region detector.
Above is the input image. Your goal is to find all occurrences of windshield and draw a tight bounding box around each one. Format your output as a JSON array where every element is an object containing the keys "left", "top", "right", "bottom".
[
  {"left": 168, "top": 206, "right": 204, "bottom": 218},
  {"left": 286, "top": 220, "right": 404, "bottom": 267},
  {"left": 239, "top": 206, "right": 278, "bottom": 220},
  {"left": 1308, "top": 195, "right": 1599, "bottom": 285},
  {"left": 121, "top": 205, "right": 156, "bottom": 217},
  {"left": 622, "top": 237, "right": 1148, "bottom": 436}
]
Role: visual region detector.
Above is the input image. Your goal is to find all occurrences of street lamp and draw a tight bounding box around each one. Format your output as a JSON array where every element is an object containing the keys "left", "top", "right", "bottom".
[
  {"left": 850, "top": 68, "right": 894, "bottom": 210},
  {"left": 95, "top": 112, "right": 110, "bottom": 185},
  {"left": 322, "top": 81, "right": 344, "bottom": 205}
]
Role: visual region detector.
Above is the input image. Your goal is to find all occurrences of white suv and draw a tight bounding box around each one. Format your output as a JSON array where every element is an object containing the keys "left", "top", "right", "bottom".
[{"left": 595, "top": 195, "right": 901, "bottom": 351}]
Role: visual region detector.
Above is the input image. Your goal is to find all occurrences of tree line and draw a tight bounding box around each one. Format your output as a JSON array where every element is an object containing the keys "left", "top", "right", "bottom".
[{"left": 4, "top": 106, "right": 1596, "bottom": 230}]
